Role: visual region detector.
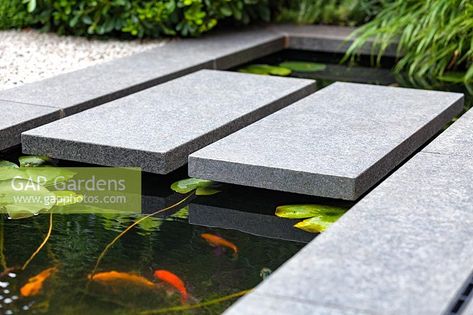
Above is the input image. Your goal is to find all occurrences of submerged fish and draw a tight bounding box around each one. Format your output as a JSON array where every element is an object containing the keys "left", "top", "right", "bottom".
[
  {"left": 88, "top": 271, "right": 156, "bottom": 289},
  {"left": 20, "top": 267, "right": 57, "bottom": 297},
  {"left": 154, "top": 270, "right": 188, "bottom": 304},
  {"left": 201, "top": 233, "right": 238, "bottom": 256}
]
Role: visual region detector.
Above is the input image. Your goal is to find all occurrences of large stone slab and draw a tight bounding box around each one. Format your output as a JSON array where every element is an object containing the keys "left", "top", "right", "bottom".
[
  {"left": 272, "top": 24, "right": 399, "bottom": 56},
  {"left": 0, "top": 28, "right": 284, "bottom": 115},
  {"left": 225, "top": 292, "right": 369, "bottom": 315},
  {"left": 22, "top": 70, "right": 316, "bottom": 174},
  {"left": 423, "top": 108, "right": 473, "bottom": 157},
  {"left": 225, "top": 152, "right": 473, "bottom": 315},
  {"left": 0, "top": 100, "right": 61, "bottom": 151},
  {"left": 189, "top": 82, "right": 463, "bottom": 200}
]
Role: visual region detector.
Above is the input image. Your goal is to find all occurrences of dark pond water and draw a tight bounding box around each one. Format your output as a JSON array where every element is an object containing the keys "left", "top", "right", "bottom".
[
  {"left": 237, "top": 49, "right": 472, "bottom": 111},
  {"left": 0, "top": 146, "right": 349, "bottom": 315}
]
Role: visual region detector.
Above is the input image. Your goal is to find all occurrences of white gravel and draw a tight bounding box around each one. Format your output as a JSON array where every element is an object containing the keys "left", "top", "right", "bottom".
[{"left": 0, "top": 29, "right": 167, "bottom": 90}]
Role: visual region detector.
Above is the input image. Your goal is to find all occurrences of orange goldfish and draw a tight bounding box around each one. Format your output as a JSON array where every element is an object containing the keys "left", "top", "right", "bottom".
[
  {"left": 20, "top": 267, "right": 57, "bottom": 297},
  {"left": 201, "top": 233, "right": 238, "bottom": 256},
  {"left": 88, "top": 271, "right": 156, "bottom": 289},
  {"left": 154, "top": 270, "right": 188, "bottom": 304}
]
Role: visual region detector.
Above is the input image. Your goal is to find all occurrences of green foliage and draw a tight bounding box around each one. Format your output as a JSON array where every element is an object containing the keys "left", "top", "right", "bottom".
[
  {"left": 273, "top": 0, "right": 387, "bottom": 26},
  {"left": 0, "top": 0, "right": 31, "bottom": 29},
  {"left": 279, "top": 61, "right": 326, "bottom": 72},
  {"left": 238, "top": 64, "right": 292, "bottom": 76},
  {"left": 171, "top": 178, "right": 220, "bottom": 195},
  {"left": 1, "top": 0, "right": 270, "bottom": 37},
  {"left": 345, "top": 0, "right": 473, "bottom": 83},
  {"left": 275, "top": 204, "right": 348, "bottom": 233}
]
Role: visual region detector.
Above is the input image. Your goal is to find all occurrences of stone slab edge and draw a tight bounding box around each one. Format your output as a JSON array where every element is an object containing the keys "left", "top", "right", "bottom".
[
  {"left": 0, "top": 101, "right": 63, "bottom": 151},
  {"left": 271, "top": 24, "right": 400, "bottom": 57}
]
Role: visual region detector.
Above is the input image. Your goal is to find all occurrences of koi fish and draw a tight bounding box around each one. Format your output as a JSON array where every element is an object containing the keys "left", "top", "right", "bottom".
[
  {"left": 20, "top": 267, "right": 57, "bottom": 297},
  {"left": 153, "top": 270, "right": 188, "bottom": 304},
  {"left": 88, "top": 271, "right": 156, "bottom": 289},
  {"left": 201, "top": 233, "right": 238, "bottom": 256}
]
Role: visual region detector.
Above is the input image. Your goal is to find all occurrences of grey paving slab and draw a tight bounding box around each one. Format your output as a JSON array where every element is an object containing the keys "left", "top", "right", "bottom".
[
  {"left": 189, "top": 82, "right": 463, "bottom": 200},
  {"left": 462, "top": 299, "right": 473, "bottom": 315},
  {"left": 0, "top": 28, "right": 284, "bottom": 115},
  {"left": 189, "top": 203, "right": 314, "bottom": 243},
  {"left": 0, "top": 100, "right": 61, "bottom": 151},
  {"left": 226, "top": 152, "right": 473, "bottom": 315},
  {"left": 423, "top": 108, "right": 473, "bottom": 157},
  {"left": 22, "top": 70, "right": 316, "bottom": 174},
  {"left": 272, "top": 24, "right": 399, "bottom": 56},
  {"left": 224, "top": 292, "right": 371, "bottom": 315}
]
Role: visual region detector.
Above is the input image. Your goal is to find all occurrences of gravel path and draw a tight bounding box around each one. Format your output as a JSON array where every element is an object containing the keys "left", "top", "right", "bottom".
[{"left": 0, "top": 29, "right": 166, "bottom": 90}]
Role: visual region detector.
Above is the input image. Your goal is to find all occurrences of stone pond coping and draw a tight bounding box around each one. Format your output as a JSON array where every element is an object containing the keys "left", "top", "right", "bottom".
[
  {"left": 1, "top": 24, "right": 397, "bottom": 151},
  {"left": 224, "top": 108, "right": 473, "bottom": 315},
  {"left": 189, "top": 82, "right": 463, "bottom": 200}
]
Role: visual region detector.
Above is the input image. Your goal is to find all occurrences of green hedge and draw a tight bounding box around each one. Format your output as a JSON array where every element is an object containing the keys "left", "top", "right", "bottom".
[
  {"left": 3, "top": 0, "right": 270, "bottom": 37},
  {"left": 0, "top": 0, "right": 31, "bottom": 29}
]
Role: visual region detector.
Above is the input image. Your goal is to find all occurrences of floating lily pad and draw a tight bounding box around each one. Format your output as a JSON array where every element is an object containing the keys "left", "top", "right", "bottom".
[
  {"left": 19, "top": 156, "right": 50, "bottom": 167},
  {"left": 275, "top": 204, "right": 347, "bottom": 219},
  {"left": 0, "top": 160, "right": 19, "bottom": 168},
  {"left": 294, "top": 215, "right": 339, "bottom": 233},
  {"left": 238, "top": 64, "right": 292, "bottom": 76},
  {"left": 0, "top": 179, "right": 56, "bottom": 219},
  {"left": 0, "top": 168, "right": 24, "bottom": 181},
  {"left": 171, "top": 206, "right": 189, "bottom": 219},
  {"left": 53, "top": 191, "right": 84, "bottom": 206},
  {"left": 171, "top": 178, "right": 220, "bottom": 195},
  {"left": 137, "top": 217, "right": 163, "bottom": 235},
  {"left": 23, "top": 167, "right": 77, "bottom": 186},
  {"left": 279, "top": 61, "right": 326, "bottom": 73}
]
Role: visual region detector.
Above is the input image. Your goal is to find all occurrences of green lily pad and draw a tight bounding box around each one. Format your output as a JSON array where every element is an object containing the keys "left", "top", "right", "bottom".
[
  {"left": 0, "top": 178, "right": 56, "bottom": 219},
  {"left": 0, "top": 168, "right": 24, "bottom": 181},
  {"left": 19, "top": 155, "right": 50, "bottom": 167},
  {"left": 293, "top": 214, "right": 342, "bottom": 233},
  {"left": 171, "top": 178, "right": 220, "bottom": 195},
  {"left": 171, "top": 206, "right": 189, "bottom": 219},
  {"left": 53, "top": 190, "right": 84, "bottom": 206},
  {"left": 22, "top": 166, "right": 77, "bottom": 186},
  {"left": 137, "top": 216, "right": 163, "bottom": 234},
  {"left": 279, "top": 61, "right": 326, "bottom": 73},
  {"left": 0, "top": 160, "right": 19, "bottom": 168},
  {"left": 276, "top": 204, "right": 347, "bottom": 219},
  {"left": 238, "top": 64, "right": 292, "bottom": 76}
]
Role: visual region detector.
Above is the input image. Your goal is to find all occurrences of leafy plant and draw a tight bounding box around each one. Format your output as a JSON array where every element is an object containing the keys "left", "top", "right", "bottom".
[
  {"left": 238, "top": 64, "right": 291, "bottom": 76},
  {"left": 345, "top": 0, "right": 473, "bottom": 83},
  {"left": 0, "top": 0, "right": 31, "bottom": 29},
  {"left": 0, "top": 156, "right": 81, "bottom": 219},
  {"left": 272, "top": 0, "right": 387, "bottom": 26},
  {"left": 1, "top": 0, "right": 271, "bottom": 37},
  {"left": 171, "top": 178, "right": 220, "bottom": 196},
  {"left": 276, "top": 204, "right": 348, "bottom": 233},
  {"left": 279, "top": 61, "right": 326, "bottom": 72}
]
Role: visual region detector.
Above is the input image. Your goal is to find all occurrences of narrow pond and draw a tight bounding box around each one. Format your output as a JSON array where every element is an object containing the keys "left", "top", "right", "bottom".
[{"left": 1, "top": 49, "right": 470, "bottom": 315}]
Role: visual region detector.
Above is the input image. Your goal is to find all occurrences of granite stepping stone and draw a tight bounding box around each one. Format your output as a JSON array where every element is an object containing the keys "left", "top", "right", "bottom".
[
  {"left": 21, "top": 70, "right": 316, "bottom": 174},
  {"left": 0, "top": 100, "right": 61, "bottom": 151},
  {"left": 189, "top": 82, "right": 463, "bottom": 200},
  {"left": 225, "top": 108, "right": 473, "bottom": 315}
]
